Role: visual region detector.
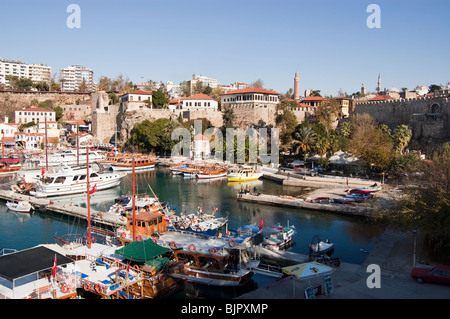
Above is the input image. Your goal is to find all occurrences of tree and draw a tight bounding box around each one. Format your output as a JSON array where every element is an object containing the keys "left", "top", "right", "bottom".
[
  {"left": 291, "top": 125, "right": 317, "bottom": 161},
  {"left": 428, "top": 84, "right": 442, "bottom": 93},
  {"left": 347, "top": 115, "right": 395, "bottom": 172},
  {"left": 53, "top": 106, "right": 64, "bottom": 121},
  {"left": 152, "top": 90, "right": 169, "bottom": 109},
  {"left": 392, "top": 124, "right": 412, "bottom": 153},
  {"left": 392, "top": 145, "right": 450, "bottom": 258},
  {"left": 251, "top": 79, "right": 264, "bottom": 88},
  {"left": 310, "top": 90, "right": 322, "bottom": 97},
  {"left": 78, "top": 79, "right": 87, "bottom": 92},
  {"left": 312, "top": 98, "right": 340, "bottom": 128},
  {"left": 203, "top": 85, "right": 213, "bottom": 96},
  {"left": 275, "top": 101, "right": 298, "bottom": 147},
  {"left": 126, "top": 118, "right": 174, "bottom": 153},
  {"left": 222, "top": 107, "right": 235, "bottom": 129}
]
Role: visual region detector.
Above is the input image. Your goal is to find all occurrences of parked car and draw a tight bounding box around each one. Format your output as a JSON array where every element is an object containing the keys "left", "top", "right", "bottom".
[{"left": 410, "top": 265, "right": 450, "bottom": 285}]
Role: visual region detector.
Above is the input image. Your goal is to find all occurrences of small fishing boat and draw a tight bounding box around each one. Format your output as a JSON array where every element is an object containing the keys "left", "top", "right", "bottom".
[
  {"left": 309, "top": 235, "right": 334, "bottom": 256},
  {"left": 196, "top": 166, "right": 228, "bottom": 179},
  {"left": 6, "top": 200, "right": 33, "bottom": 213},
  {"left": 227, "top": 167, "right": 262, "bottom": 182},
  {"left": 261, "top": 222, "right": 296, "bottom": 250},
  {"left": 348, "top": 184, "right": 381, "bottom": 194}
]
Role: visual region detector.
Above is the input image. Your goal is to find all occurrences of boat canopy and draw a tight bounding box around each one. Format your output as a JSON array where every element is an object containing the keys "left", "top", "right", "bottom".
[
  {"left": 0, "top": 246, "right": 74, "bottom": 282},
  {"left": 144, "top": 257, "right": 170, "bottom": 272},
  {"left": 115, "top": 239, "right": 171, "bottom": 263}
]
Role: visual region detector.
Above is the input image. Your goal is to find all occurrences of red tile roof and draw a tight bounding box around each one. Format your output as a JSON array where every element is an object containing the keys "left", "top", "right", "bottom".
[
  {"left": 369, "top": 95, "right": 396, "bottom": 101},
  {"left": 296, "top": 102, "right": 314, "bottom": 108},
  {"left": 302, "top": 96, "right": 324, "bottom": 101},
  {"left": 183, "top": 93, "right": 214, "bottom": 100},
  {"left": 221, "top": 88, "right": 280, "bottom": 95},
  {"left": 128, "top": 90, "right": 153, "bottom": 95}
]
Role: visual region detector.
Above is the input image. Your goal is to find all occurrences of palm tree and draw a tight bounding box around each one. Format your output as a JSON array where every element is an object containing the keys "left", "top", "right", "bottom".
[
  {"left": 393, "top": 124, "right": 412, "bottom": 153},
  {"left": 292, "top": 126, "right": 317, "bottom": 161}
]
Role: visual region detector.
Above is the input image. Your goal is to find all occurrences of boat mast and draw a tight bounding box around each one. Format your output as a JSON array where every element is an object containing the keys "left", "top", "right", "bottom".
[
  {"left": 132, "top": 156, "right": 136, "bottom": 241},
  {"left": 87, "top": 143, "right": 91, "bottom": 249},
  {"left": 45, "top": 114, "right": 48, "bottom": 171},
  {"left": 77, "top": 124, "right": 79, "bottom": 166}
]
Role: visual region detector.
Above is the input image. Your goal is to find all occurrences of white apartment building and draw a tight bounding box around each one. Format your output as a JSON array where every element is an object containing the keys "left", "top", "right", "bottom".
[
  {"left": 189, "top": 74, "right": 218, "bottom": 93},
  {"left": 168, "top": 93, "right": 218, "bottom": 115},
  {"left": 119, "top": 90, "right": 153, "bottom": 112},
  {"left": 0, "top": 58, "right": 52, "bottom": 88},
  {"left": 15, "top": 107, "right": 56, "bottom": 124},
  {"left": 60, "top": 65, "right": 95, "bottom": 92}
]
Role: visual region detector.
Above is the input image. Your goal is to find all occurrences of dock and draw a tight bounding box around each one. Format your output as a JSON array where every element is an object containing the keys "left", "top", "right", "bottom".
[
  {"left": 0, "top": 189, "right": 126, "bottom": 228},
  {"left": 237, "top": 192, "right": 376, "bottom": 218},
  {"left": 263, "top": 172, "right": 378, "bottom": 188}
]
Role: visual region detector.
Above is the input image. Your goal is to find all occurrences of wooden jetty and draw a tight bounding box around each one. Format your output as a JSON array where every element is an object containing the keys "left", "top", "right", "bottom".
[
  {"left": 237, "top": 192, "right": 376, "bottom": 218},
  {"left": 263, "top": 172, "right": 378, "bottom": 188},
  {"left": 0, "top": 189, "right": 126, "bottom": 228}
]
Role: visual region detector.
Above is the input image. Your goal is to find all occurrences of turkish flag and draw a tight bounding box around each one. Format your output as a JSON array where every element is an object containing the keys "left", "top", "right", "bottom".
[
  {"left": 52, "top": 254, "right": 57, "bottom": 278},
  {"left": 89, "top": 184, "right": 97, "bottom": 195},
  {"left": 259, "top": 217, "right": 263, "bottom": 231},
  {"left": 41, "top": 167, "right": 45, "bottom": 176}
]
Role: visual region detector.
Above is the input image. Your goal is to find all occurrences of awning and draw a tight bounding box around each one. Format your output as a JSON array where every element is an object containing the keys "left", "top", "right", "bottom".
[
  {"left": 0, "top": 246, "right": 74, "bottom": 282},
  {"left": 282, "top": 262, "right": 335, "bottom": 280},
  {"left": 115, "top": 239, "right": 171, "bottom": 263}
]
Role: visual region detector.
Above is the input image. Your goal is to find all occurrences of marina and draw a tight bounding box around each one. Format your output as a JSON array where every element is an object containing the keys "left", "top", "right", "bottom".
[{"left": 0, "top": 164, "right": 388, "bottom": 299}]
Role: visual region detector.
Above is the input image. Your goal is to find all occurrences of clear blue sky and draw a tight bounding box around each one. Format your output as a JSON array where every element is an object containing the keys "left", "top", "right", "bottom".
[{"left": 1, "top": 0, "right": 449, "bottom": 96}]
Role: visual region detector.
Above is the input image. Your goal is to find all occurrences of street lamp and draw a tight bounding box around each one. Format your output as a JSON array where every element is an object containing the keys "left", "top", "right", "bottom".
[{"left": 412, "top": 229, "right": 417, "bottom": 267}]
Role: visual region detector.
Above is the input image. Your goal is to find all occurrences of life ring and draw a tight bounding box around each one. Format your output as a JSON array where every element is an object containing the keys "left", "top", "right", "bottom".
[
  {"left": 61, "top": 281, "right": 71, "bottom": 293},
  {"left": 152, "top": 237, "right": 158, "bottom": 244},
  {"left": 170, "top": 241, "right": 177, "bottom": 249},
  {"left": 188, "top": 244, "right": 196, "bottom": 252},
  {"left": 83, "top": 282, "right": 91, "bottom": 291},
  {"left": 121, "top": 232, "right": 127, "bottom": 238},
  {"left": 94, "top": 283, "right": 103, "bottom": 294},
  {"left": 209, "top": 247, "right": 218, "bottom": 255},
  {"left": 136, "top": 235, "right": 143, "bottom": 241},
  {"left": 133, "top": 264, "right": 140, "bottom": 271},
  {"left": 228, "top": 239, "right": 236, "bottom": 248}
]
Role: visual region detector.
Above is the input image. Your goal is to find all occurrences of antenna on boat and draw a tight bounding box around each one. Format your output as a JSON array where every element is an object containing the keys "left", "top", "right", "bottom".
[
  {"left": 132, "top": 155, "right": 136, "bottom": 242},
  {"left": 87, "top": 142, "right": 91, "bottom": 249}
]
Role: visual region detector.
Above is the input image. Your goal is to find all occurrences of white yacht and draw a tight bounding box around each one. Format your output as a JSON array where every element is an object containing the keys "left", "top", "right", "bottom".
[{"left": 29, "top": 164, "right": 126, "bottom": 198}]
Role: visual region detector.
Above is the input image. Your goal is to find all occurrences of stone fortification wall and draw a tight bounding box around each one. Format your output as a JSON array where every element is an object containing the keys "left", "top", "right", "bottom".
[
  {"left": 0, "top": 91, "right": 91, "bottom": 122},
  {"left": 182, "top": 109, "right": 223, "bottom": 128},
  {"left": 231, "top": 104, "right": 277, "bottom": 128},
  {"left": 353, "top": 94, "right": 450, "bottom": 142}
]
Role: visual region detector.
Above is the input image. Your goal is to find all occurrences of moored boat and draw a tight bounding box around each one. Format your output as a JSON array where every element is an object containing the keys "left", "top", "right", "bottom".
[
  {"left": 261, "top": 222, "right": 296, "bottom": 251},
  {"left": 111, "top": 155, "right": 156, "bottom": 171},
  {"left": 28, "top": 164, "right": 126, "bottom": 198},
  {"left": 227, "top": 167, "right": 262, "bottom": 182},
  {"left": 6, "top": 200, "right": 33, "bottom": 213}
]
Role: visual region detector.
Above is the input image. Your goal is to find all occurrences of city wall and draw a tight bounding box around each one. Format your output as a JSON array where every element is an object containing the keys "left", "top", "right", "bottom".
[{"left": 353, "top": 94, "right": 450, "bottom": 142}]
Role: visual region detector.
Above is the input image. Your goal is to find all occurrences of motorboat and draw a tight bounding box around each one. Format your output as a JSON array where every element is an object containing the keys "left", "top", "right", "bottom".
[
  {"left": 28, "top": 164, "right": 126, "bottom": 198},
  {"left": 227, "top": 167, "right": 262, "bottom": 182},
  {"left": 6, "top": 200, "right": 33, "bottom": 213},
  {"left": 309, "top": 235, "right": 334, "bottom": 256},
  {"left": 261, "top": 222, "right": 296, "bottom": 250}
]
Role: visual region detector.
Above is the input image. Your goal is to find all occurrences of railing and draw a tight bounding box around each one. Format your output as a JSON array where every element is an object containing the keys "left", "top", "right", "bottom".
[{"left": 0, "top": 248, "right": 18, "bottom": 256}]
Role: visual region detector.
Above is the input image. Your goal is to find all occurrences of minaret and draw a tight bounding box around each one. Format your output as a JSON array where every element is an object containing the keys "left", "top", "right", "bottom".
[
  {"left": 377, "top": 74, "right": 381, "bottom": 93},
  {"left": 294, "top": 71, "right": 300, "bottom": 100}
]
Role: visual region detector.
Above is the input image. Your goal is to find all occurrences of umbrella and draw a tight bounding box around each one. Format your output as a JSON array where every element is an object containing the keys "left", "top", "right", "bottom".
[
  {"left": 282, "top": 261, "right": 335, "bottom": 280},
  {"left": 282, "top": 262, "right": 335, "bottom": 298}
]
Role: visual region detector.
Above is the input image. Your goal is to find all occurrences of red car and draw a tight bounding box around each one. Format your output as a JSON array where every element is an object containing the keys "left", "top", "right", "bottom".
[{"left": 410, "top": 265, "right": 450, "bottom": 285}]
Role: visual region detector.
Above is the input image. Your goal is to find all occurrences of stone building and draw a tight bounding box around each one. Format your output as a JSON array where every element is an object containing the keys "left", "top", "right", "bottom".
[{"left": 220, "top": 88, "right": 280, "bottom": 128}]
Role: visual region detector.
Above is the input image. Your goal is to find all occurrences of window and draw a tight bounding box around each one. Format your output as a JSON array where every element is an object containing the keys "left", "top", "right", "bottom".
[{"left": 79, "top": 175, "right": 86, "bottom": 180}]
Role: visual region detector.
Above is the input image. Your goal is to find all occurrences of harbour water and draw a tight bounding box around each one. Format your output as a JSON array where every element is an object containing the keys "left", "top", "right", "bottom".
[{"left": 0, "top": 167, "right": 386, "bottom": 297}]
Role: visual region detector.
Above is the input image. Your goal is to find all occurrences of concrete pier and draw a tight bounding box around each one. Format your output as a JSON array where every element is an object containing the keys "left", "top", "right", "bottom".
[
  {"left": 237, "top": 192, "right": 376, "bottom": 218},
  {"left": 0, "top": 189, "right": 126, "bottom": 228}
]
